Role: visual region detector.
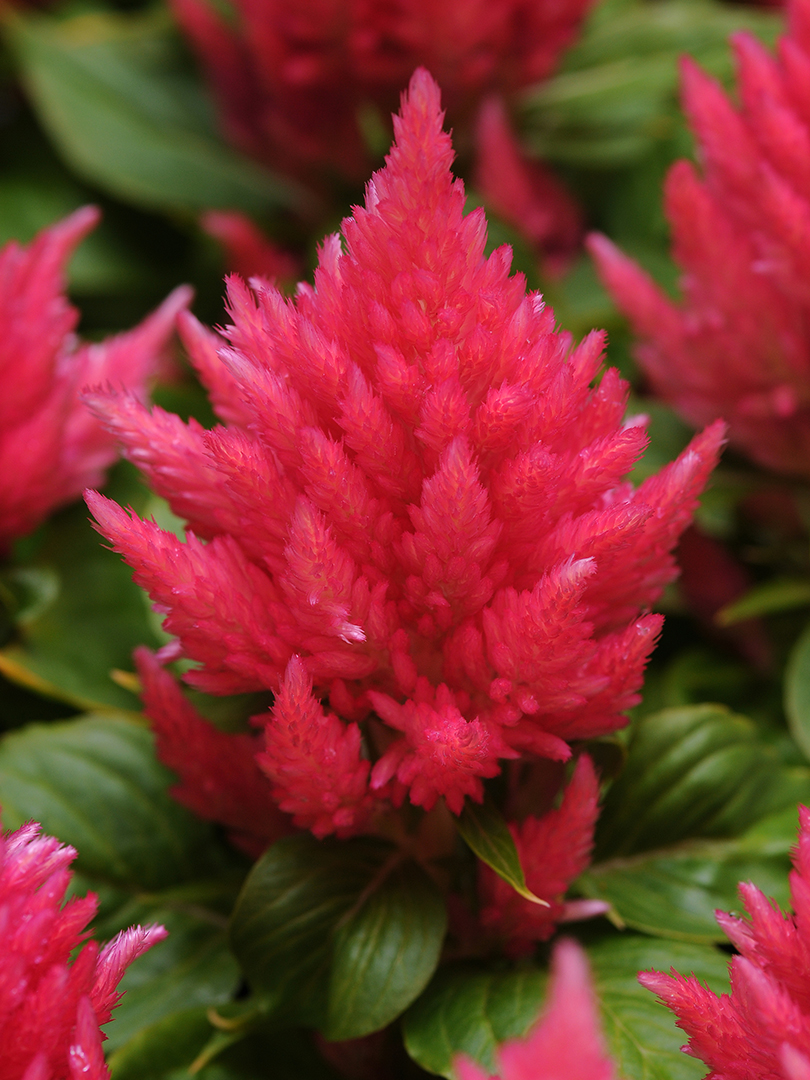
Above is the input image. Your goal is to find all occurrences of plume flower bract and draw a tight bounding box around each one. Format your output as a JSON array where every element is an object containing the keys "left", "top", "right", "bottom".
[
  {"left": 0, "top": 207, "right": 190, "bottom": 550},
  {"left": 0, "top": 815, "right": 166, "bottom": 1080},
  {"left": 589, "top": 0, "right": 810, "bottom": 477},
  {"left": 641, "top": 805, "right": 810, "bottom": 1080},
  {"left": 87, "top": 69, "right": 723, "bottom": 844}
]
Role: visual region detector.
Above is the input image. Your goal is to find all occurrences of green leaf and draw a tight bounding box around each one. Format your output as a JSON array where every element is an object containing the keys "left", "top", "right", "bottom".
[
  {"left": 402, "top": 965, "right": 548, "bottom": 1078},
  {"left": 456, "top": 797, "right": 544, "bottom": 905},
  {"left": 4, "top": 9, "right": 303, "bottom": 217},
  {"left": 596, "top": 704, "right": 790, "bottom": 858},
  {"left": 717, "top": 579, "right": 810, "bottom": 626},
  {"left": 588, "top": 935, "right": 730, "bottom": 1080},
  {"left": 230, "top": 835, "right": 447, "bottom": 1035},
  {"left": 0, "top": 714, "right": 230, "bottom": 888},
  {"left": 580, "top": 805, "right": 805, "bottom": 942},
  {"left": 785, "top": 621, "right": 810, "bottom": 762},
  {"left": 522, "top": 0, "right": 779, "bottom": 166},
  {"left": 326, "top": 858, "right": 447, "bottom": 1040},
  {"left": 0, "top": 463, "right": 159, "bottom": 711},
  {"left": 108, "top": 1007, "right": 216, "bottom": 1080}
]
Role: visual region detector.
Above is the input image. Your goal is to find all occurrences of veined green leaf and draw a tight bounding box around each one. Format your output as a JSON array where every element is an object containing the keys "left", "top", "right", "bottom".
[
  {"left": 403, "top": 937, "right": 729, "bottom": 1080},
  {"left": 4, "top": 8, "right": 303, "bottom": 217},
  {"left": 596, "top": 704, "right": 793, "bottom": 858},
  {"left": 456, "top": 797, "right": 545, "bottom": 905},
  {"left": 230, "top": 835, "right": 447, "bottom": 1036},
  {"left": 326, "top": 858, "right": 446, "bottom": 1039},
  {"left": 402, "top": 965, "right": 548, "bottom": 1078},
  {"left": 581, "top": 803, "right": 806, "bottom": 942},
  {"left": 0, "top": 714, "right": 231, "bottom": 888}
]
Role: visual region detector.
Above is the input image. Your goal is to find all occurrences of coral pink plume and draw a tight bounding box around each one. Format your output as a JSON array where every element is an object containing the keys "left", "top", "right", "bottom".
[
  {"left": 478, "top": 755, "right": 607, "bottom": 954},
  {"left": 0, "top": 815, "right": 166, "bottom": 1080},
  {"left": 589, "top": 5, "right": 810, "bottom": 478},
  {"left": 0, "top": 207, "right": 190, "bottom": 549},
  {"left": 134, "top": 646, "right": 287, "bottom": 856},
  {"left": 455, "top": 939, "right": 616, "bottom": 1080},
  {"left": 90, "top": 70, "right": 722, "bottom": 839},
  {"left": 257, "top": 655, "right": 374, "bottom": 837},
  {"left": 640, "top": 805, "right": 810, "bottom": 1080}
]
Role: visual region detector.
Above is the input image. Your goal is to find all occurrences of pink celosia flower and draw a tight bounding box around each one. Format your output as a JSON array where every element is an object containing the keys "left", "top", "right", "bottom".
[
  {"left": 170, "top": 0, "right": 594, "bottom": 183},
  {"left": 134, "top": 645, "right": 289, "bottom": 854},
  {"left": 455, "top": 938, "right": 616, "bottom": 1080},
  {"left": 0, "top": 206, "right": 190, "bottom": 551},
  {"left": 641, "top": 805, "right": 810, "bottom": 1080},
  {"left": 589, "top": 0, "right": 810, "bottom": 478},
  {"left": 0, "top": 815, "right": 166, "bottom": 1080},
  {"left": 86, "top": 70, "right": 724, "bottom": 841},
  {"left": 478, "top": 754, "right": 608, "bottom": 956}
]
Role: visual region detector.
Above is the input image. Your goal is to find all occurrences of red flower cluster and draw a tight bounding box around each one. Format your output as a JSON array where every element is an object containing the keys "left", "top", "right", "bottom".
[
  {"left": 455, "top": 938, "right": 616, "bottom": 1080},
  {"left": 171, "top": 0, "right": 586, "bottom": 272},
  {"left": 87, "top": 71, "right": 723, "bottom": 846},
  {"left": 642, "top": 806, "right": 810, "bottom": 1080},
  {"left": 0, "top": 816, "right": 165, "bottom": 1080},
  {"left": 590, "top": 0, "right": 810, "bottom": 477},
  {"left": 171, "top": 0, "right": 592, "bottom": 181},
  {"left": 0, "top": 207, "right": 189, "bottom": 551}
]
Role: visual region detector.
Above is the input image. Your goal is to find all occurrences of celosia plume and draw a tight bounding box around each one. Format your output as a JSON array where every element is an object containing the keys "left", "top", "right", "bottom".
[
  {"left": 478, "top": 754, "right": 608, "bottom": 956},
  {"left": 455, "top": 938, "right": 616, "bottom": 1080},
  {"left": 589, "top": 0, "right": 810, "bottom": 478},
  {"left": 0, "top": 207, "right": 190, "bottom": 550},
  {"left": 641, "top": 805, "right": 810, "bottom": 1080},
  {"left": 87, "top": 70, "right": 723, "bottom": 844},
  {"left": 0, "top": 815, "right": 166, "bottom": 1080}
]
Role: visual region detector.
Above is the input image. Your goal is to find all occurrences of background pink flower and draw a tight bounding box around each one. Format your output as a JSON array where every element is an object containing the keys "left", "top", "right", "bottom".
[
  {"left": 589, "top": 0, "right": 810, "bottom": 477},
  {"left": 0, "top": 816, "right": 166, "bottom": 1080},
  {"left": 0, "top": 206, "right": 190, "bottom": 551},
  {"left": 641, "top": 805, "right": 810, "bottom": 1080}
]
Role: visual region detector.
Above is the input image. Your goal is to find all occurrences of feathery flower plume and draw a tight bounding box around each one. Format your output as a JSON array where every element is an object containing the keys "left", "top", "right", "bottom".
[
  {"left": 0, "top": 207, "right": 190, "bottom": 551},
  {"left": 87, "top": 70, "right": 723, "bottom": 843},
  {"left": 641, "top": 805, "right": 810, "bottom": 1080},
  {"left": 589, "top": 0, "right": 810, "bottom": 477},
  {"left": 0, "top": 815, "right": 166, "bottom": 1080},
  {"left": 478, "top": 755, "right": 608, "bottom": 956},
  {"left": 455, "top": 938, "right": 616, "bottom": 1080}
]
